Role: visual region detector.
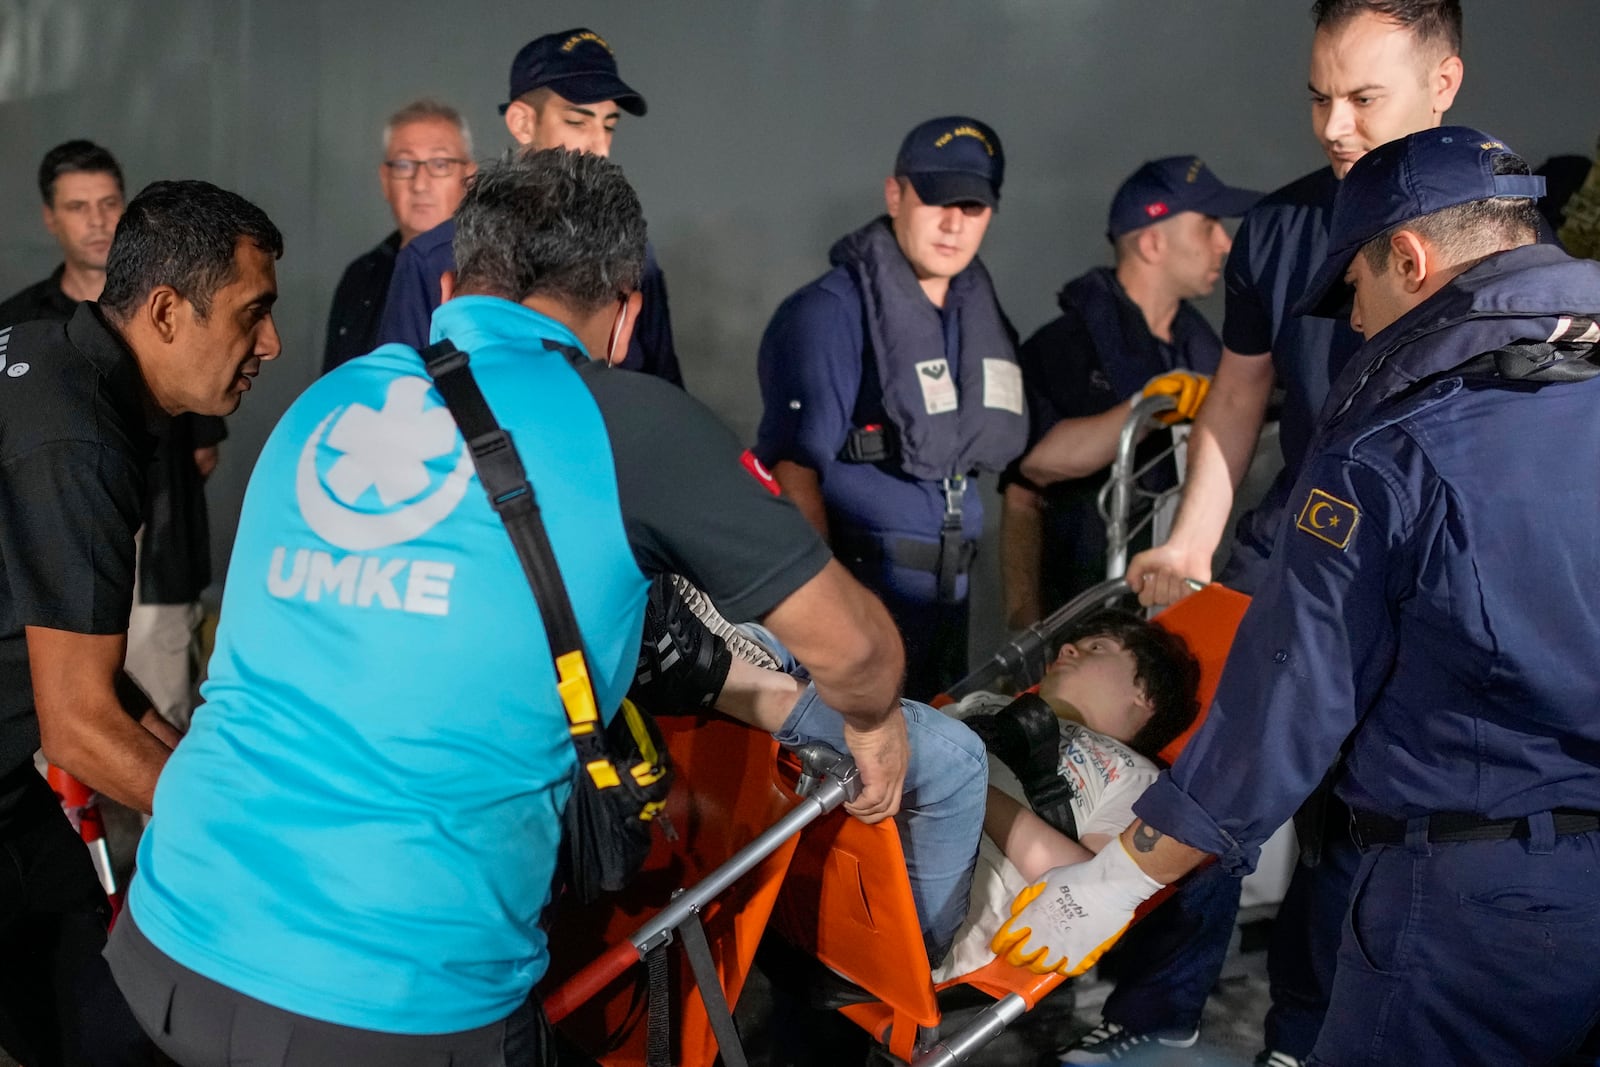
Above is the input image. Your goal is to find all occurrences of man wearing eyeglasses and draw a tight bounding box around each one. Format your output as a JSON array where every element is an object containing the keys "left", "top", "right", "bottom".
[
  {"left": 323, "top": 99, "right": 476, "bottom": 373},
  {"left": 376, "top": 27, "right": 683, "bottom": 387}
]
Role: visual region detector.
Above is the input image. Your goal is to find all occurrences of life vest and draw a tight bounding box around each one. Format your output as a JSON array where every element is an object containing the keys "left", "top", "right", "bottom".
[{"left": 828, "top": 217, "right": 1027, "bottom": 482}]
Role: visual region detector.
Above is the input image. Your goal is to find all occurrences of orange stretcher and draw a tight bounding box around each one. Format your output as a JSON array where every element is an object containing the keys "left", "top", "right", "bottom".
[{"left": 540, "top": 579, "right": 1250, "bottom": 1066}]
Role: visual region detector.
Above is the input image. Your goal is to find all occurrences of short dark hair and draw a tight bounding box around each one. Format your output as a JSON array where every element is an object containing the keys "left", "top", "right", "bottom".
[
  {"left": 99, "top": 180, "right": 283, "bottom": 322},
  {"left": 1310, "top": 0, "right": 1462, "bottom": 58},
  {"left": 452, "top": 148, "right": 646, "bottom": 314},
  {"left": 1059, "top": 609, "right": 1202, "bottom": 763},
  {"left": 1360, "top": 152, "right": 1542, "bottom": 274},
  {"left": 38, "top": 139, "right": 124, "bottom": 205}
]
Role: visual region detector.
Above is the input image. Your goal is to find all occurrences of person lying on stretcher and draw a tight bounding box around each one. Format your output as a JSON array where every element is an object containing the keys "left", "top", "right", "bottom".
[
  {"left": 630, "top": 578, "right": 1200, "bottom": 975},
  {"left": 933, "top": 610, "right": 1200, "bottom": 979}
]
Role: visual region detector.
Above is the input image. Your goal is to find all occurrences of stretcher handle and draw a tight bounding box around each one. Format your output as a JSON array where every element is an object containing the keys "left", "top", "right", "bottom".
[
  {"left": 542, "top": 743, "right": 862, "bottom": 1025},
  {"left": 910, "top": 992, "right": 1029, "bottom": 1067},
  {"left": 946, "top": 578, "right": 1134, "bottom": 701},
  {"left": 1101, "top": 392, "right": 1180, "bottom": 580}
]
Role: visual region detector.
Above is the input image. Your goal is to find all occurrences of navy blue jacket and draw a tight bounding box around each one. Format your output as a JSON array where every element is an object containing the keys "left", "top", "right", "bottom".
[
  {"left": 1136, "top": 244, "right": 1600, "bottom": 875},
  {"left": 376, "top": 219, "right": 683, "bottom": 387}
]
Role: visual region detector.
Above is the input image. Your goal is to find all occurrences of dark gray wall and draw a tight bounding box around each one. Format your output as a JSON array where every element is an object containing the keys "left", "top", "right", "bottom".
[{"left": 2, "top": 0, "right": 1596, "bottom": 653}]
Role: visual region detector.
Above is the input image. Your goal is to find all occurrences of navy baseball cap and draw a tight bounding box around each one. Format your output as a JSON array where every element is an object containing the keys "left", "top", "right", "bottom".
[
  {"left": 500, "top": 28, "right": 646, "bottom": 116},
  {"left": 1295, "top": 127, "right": 1545, "bottom": 318},
  {"left": 894, "top": 117, "right": 1005, "bottom": 209},
  {"left": 1107, "top": 156, "right": 1261, "bottom": 239}
]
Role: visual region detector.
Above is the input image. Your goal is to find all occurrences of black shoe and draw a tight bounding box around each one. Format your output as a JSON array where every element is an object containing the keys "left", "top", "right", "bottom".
[{"left": 629, "top": 574, "right": 733, "bottom": 714}]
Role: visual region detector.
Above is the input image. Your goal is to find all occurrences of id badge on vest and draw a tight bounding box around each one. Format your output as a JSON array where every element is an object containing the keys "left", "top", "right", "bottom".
[{"left": 916, "top": 358, "right": 959, "bottom": 414}]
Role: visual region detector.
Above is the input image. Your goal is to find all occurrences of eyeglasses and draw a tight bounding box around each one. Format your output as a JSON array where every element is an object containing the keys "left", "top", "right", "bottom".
[{"left": 383, "top": 157, "right": 470, "bottom": 179}]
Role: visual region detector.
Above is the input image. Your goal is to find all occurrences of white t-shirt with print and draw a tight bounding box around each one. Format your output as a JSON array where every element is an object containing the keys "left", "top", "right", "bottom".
[{"left": 933, "top": 690, "right": 1160, "bottom": 982}]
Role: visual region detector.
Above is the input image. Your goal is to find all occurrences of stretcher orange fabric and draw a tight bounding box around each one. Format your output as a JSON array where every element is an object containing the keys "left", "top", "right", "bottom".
[
  {"left": 772, "top": 584, "right": 1250, "bottom": 1061},
  {"left": 541, "top": 583, "right": 1250, "bottom": 1065}
]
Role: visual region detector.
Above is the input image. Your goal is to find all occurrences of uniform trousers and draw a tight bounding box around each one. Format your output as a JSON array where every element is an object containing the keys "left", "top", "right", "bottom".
[
  {"left": 1308, "top": 822, "right": 1600, "bottom": 1066},
  {"left": 1263, "top": 818, "right": 1361, "bottom": 1058},
  {"left": 1095, "top": 861, "right": 1243, "bottom": 1035}
]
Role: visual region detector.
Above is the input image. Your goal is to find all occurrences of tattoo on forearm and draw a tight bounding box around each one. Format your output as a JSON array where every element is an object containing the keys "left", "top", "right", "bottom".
[{"left": 1131, "top": 821, "right": 1163, "bottom": 853}]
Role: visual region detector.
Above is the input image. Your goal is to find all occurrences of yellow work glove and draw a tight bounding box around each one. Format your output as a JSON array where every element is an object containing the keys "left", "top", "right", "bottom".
[
  {"left": 1141, "top": 371, "right": 1211, "bottom": 426},
  {"left": 991, "top": 838, "right": 1162, "bottom": 977}
]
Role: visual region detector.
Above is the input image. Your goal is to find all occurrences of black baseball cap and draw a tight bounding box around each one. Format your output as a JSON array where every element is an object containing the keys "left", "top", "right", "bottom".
[
  {"left": 1295, "top": 127, "right": 1545, "bottom": 318},
  {"left": 894, "top": 117, "right": 1005, "bottom": 209},
  {"left": 500, "top": 28, "right": 646, "bottom": 116},
  {"left": 1107, "top": 156, "right": 1260, "bottom": 239}
]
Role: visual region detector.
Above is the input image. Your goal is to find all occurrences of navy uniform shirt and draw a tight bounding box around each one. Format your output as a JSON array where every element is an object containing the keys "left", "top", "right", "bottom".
[
  {"left": 0, "top": 304, "right": 154, "bottom": 776},
  {"left": 377, "top": 219, "right": 683, "bottom": 387},
  {"left": 322, "top": 231, "right": 400, "bottom": 374},
  {"left": 1222, "top": 167, "right": 1363, "bottom": 476},
  {"left": 753, "top": 264, "right": 985, "bottom": 546},
  {"left": 1004, "top": 267, "right": 1220, "bottom": 599},
  {"left": 1136, "top": 247, "right": 1600, "bottom": 875}
]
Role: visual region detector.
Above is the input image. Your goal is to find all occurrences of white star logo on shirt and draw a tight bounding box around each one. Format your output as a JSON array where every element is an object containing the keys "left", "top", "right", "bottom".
[
  {"left": 323, "top": 377, "right": 459, "bottom": 507},
  {"left": 294, "top": 376, "right": 478, "bottom": 551}
]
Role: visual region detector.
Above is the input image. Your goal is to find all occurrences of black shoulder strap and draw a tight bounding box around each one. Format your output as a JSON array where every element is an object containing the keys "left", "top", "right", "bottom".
[{"left": 418, "top": 339, "right": 605, "bottom": 739}]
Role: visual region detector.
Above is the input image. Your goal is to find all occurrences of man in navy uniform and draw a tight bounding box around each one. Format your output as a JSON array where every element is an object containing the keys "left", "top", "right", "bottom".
[
  {"left": 1001, "top": 156, "right": 1258, "bottom": 630},
  {"left": 993, "top": 127, "right": 1600, "bottom": 1067},
  {"left": 378, "top": 27, "right": 681, "bottom": 386},
  {"left": 754, "top": 116, "right": 1026, "bottom": 701},
  {"left": 1128, "top": 5, "right": 1465, "bottom": 1062}
]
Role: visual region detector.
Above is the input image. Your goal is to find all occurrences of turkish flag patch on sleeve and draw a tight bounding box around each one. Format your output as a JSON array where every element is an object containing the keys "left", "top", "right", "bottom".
[{"left": 741, "top": 449, "right": 782, "bottom": 496}]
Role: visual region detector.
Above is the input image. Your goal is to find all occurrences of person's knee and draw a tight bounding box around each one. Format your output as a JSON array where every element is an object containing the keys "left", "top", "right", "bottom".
[{"left": 900, "top": 700, "right": 987, "bottom": 807}]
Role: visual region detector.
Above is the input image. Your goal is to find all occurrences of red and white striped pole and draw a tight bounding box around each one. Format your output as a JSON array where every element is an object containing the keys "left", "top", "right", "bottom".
[{"left": 47, "top": 765, "right": 124, "bottom": 922}]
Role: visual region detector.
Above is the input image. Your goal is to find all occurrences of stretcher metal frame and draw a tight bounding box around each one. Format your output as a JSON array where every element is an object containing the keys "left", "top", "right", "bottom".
[
  {"left": 541, "top": 397, "right": 1234, "bottom": 1066},
  {"left": 1098, "top": 391, "right": 1183, "bottom": 580}
]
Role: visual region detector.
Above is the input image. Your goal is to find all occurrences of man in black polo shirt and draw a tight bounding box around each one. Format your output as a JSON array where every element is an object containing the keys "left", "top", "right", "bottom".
[
  {"left": 2, "top": 140, "right": 229, "bottom": 733},
  {"left": 0, "top": 179, "right": 282, "bottom": 1067}
]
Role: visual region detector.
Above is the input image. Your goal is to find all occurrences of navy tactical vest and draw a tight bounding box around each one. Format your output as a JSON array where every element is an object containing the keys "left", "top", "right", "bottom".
[{"left": 829, "top": 218, "right": 1027, "bottom": 482}]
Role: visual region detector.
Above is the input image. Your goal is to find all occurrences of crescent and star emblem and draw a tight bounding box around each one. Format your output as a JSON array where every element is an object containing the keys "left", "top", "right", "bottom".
[{"left": 1295, "top": 488, "right": 1360, "bottom": 550}]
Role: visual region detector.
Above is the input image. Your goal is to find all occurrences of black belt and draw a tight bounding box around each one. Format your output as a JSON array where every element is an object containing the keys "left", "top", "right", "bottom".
[
  {"left": 833, "top": 530, "right": 977, "bottom": 601},
  {"left": 1349, "top": 808, "right": 1600, "bottom": 848}
]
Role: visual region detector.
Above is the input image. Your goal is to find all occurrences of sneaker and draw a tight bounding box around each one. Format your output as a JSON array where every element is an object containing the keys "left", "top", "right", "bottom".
[
  {"left": 1060, "top": 1020, "right": 1200, "bottom": 1063},
  {"left": 1253, "top": 1052, "right": 1304, "bottom": 1067},
  {"left": 669, "top": 574, "right": 781, "bottom": 669},
  {"left": 629, "top": 575, "right": 734, "bottom": 713}
]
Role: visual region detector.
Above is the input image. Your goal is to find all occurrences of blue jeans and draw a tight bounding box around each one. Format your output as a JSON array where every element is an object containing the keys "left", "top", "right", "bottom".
[{"left": 748, "top": 625, "right": 987, "bottom": 963}]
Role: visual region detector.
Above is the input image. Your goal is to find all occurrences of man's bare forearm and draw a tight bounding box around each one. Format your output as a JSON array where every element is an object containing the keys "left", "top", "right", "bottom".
[
  {"left": 40, "top": 697, "right": 170, "bottom": 813},
  {"left": 760, "top": 559, "right": 902, "bottom": 728},
  {"left": 1018, "top": 400, "right": 1138, "bottom": 486},
  {"left": 1163, "top": 350, "right": 1274, "bottom": 557},
  {"left": 1117, "top": 818, "right": 1208, "bottom": 885},
  {"left": 1000, "top": 484, "right": 1044, "bottom": 629},
  {"left": 773, "top": 460, "right": 830, "bottom": 541},
  {"left": 29, "top": 626, "right": 171, "bottom": 813}
]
